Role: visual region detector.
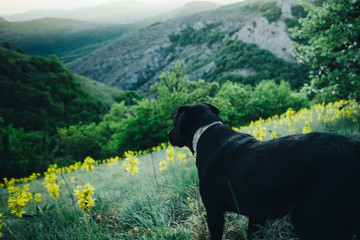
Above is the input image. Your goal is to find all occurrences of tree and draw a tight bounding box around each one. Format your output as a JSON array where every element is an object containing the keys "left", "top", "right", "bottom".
[
  {"left": 290, "top": 0, "right": 360, "bottom": 100},
  {"left": 1, "top": 42, "right": 12, "bottom": 49}
]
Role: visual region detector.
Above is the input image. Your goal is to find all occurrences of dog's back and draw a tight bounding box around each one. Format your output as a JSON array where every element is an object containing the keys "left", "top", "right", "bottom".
[{"left": 225, "top": 131, "right": 360, "bottom": 239}]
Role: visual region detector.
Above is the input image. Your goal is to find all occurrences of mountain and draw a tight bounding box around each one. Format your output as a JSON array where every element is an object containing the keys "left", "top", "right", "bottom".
[
  {"left": 69, "top": 0, "right": 308, "bottom": 92},
  {"left": 5, "top": 9, "right": 68, "bottom": 22},
  {"left": 0, "top": 17, "right": 139, "bottom": 63}
]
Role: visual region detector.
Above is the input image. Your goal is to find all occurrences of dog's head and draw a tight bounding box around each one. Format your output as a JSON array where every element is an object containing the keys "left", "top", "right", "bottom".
[{"left": 168, "top": 103, "right": 221, "bottom": 153}]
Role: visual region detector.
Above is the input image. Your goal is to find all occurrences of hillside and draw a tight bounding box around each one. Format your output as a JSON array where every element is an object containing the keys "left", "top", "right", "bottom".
[
  {"left": 69, "top": 0, "right": 308, "bottom": 92},
  {"left": 75, "top": 74, "right": 123, "bottom": 106},
  {"left": 0, "top": 17, "right": 139, "bottom": 63},
  {"left": 0, "top": 48, "right": 108, "bottom": 132}
]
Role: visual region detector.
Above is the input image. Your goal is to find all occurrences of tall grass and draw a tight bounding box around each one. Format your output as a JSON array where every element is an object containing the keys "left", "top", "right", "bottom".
[{"left": 0, "top": 100, "right": 359, "bottom": 239}]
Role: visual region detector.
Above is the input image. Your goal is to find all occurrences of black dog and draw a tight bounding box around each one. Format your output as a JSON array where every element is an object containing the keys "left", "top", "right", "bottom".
[{"left": 168, "top": 103, "right": 360, "bottom": 240}]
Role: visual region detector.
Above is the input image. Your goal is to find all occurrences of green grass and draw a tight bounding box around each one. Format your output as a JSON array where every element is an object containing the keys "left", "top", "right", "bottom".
[{"left": 1, "top": 100, "right": 359, "bottom": 239}]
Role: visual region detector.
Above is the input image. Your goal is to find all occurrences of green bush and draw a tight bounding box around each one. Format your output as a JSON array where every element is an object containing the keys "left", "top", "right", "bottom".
[
  {"left": 211, "top": 80, "right": 309, "bottom": 126},
  {"left": 0, "top": 118, "right": 51, "bottom": 179},
  {"left": 258, "top": 1, "right": 282, "bottom": 23},
  {"left": 169, "top": 23, "right": 225, "bottom": 47}
]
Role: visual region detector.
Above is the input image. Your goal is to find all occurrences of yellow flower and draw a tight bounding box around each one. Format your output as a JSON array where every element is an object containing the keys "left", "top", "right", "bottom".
[
  {"left": 271, "top": 131, "right": 277, "bottom": 139},
  {"left": 60, "top": 180, "right": 65, "bottom": 186},
  {"left": 8, "top": 186, "right": 32, "bottom": 217},
  {"left": 34, "top": 193, "right": 41, "bottom": 202},
  {"left": 317, "top": 113, "right": 323, "bottom": 121},
  {"left": 0, "top": 212, "right": 4, "bottom": 237},
  {"left": 177, "top": 153, "right": 186, "bottom": 163},
  {"left": 159, "top": 160, "right": 167, "bottom": 171},
  {"left": 43, "top": 166, "right": 59, "bottom": 201},
  {"left": 108, "top": 163, "right": 112, "bottom": 168},
  {"left": 74, "top": 183, "right": 96, "bottom": 213},
  {"left": 166, "top": 146, "right": 174, "bottom": 163},
  {"left": 123, "top": 151, "right": 140, "bottom": 175},
  {"left": 71, "top": 177, "right": 75, "bottom": 183},
  {"left": 83, "top": 156, "right": 95, "bottom": 172},
  {"left": 8, "top": 185, "right": 19, "bottom": 194}
]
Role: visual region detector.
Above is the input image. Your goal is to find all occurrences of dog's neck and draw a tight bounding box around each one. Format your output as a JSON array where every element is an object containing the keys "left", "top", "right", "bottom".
[{"left": 192, "top": 121, "right": 222, "bottom": 156}]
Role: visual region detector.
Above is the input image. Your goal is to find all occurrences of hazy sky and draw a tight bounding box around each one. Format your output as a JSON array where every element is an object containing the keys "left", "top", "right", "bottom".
[{"left": 1, "top": 0, "right": 243, "bottom": 15}]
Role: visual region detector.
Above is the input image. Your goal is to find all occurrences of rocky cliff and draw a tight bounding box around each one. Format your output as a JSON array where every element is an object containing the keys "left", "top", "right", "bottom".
[{"left": 69, "top": 0, "right": 302, "bottom": 92}]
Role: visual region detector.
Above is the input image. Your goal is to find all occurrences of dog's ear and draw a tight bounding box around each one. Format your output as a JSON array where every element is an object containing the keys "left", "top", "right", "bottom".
[
  {"left": 177, "top": 106, "right": 189, "bottom": 114},
  {"left": 203, "top": 103, "right": 220, "bottom": 115},
  {"left": 169, "top": 106, "right": 189, "bottom": 147}
]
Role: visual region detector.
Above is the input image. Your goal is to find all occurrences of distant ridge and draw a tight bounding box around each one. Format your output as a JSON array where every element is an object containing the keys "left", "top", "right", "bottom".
[
  {"left": 6, "top": 1, "right": 182, "bottom": 23},
  {"left": 147, "top": 1, "right": 222, "bottom": 22}
]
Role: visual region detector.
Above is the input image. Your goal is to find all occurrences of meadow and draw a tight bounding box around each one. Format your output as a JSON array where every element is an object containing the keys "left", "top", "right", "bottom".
[{"left": 0, "top": 99, "right": 359, "bottom": 239}]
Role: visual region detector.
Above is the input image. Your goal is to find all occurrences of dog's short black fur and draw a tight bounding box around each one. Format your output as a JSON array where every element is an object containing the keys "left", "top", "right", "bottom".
[{"left": 168, "top": 103, "right": 360, "bottom": 240}]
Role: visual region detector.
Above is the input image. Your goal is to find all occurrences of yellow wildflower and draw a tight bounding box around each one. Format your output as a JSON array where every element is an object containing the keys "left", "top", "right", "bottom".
[
  {"left": 74, "top": 183, "right": 96, "bottom": 213},
  {"left": 271, "top": 131, "right": 277, "bottom": 139},
  {"left": 123, "top": 151, "right": 140, "bottom": 175},
  {"left": 159, "top": 160, "right": 167, "bottom": 171},
  {"left": 83, "top": 156, "right": 95, "bottom": 172},
  {"left": 166, "top": 146, "right": 174, "bottom": 163},
  {"left": 177, "top": 153, "right": 186, "bottom": 163},
  {"left": 0, "top": 213, "right": 3, "bottom": 237},
  {"left": 317, "top": 113, "right": 323, "bottom": 121},
  {"left": 34, "top": 193, "right": 41, "bottom": 202},
  {"left": 8, "top": 186, "right": 32, "bottom": 217},
  {"left": 43, "top": 165, "right": 59, "bottom": 201}
]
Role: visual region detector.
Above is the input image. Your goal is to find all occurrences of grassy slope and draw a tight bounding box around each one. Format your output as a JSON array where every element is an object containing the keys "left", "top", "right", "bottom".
[
  {"left": 1, "top": 100, "right": 359, "bottom": 239},
  {"left": 75, "top": 74, "right": 122, "bottom": 106}
]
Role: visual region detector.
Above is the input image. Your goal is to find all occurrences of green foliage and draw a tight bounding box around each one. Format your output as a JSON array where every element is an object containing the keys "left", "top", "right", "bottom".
[
  {"left": 0, "top": 50, "right": 107, "bottom": 133},
  {"left": 290, "top": 0, "right": 360, "bottom": 100},
  {"left": 211, "top": 80, "right": 309, "bottom": 126},
  {"left": 0, "top": 57, "right": 309, "bottom": 178},
  {"left": 0, "top": 49, "right": 108, "bottom": 178},
  {"left": 0, "top": 118, "right": 52, "bottom": 179},
  {"left": 284, "top": 6, "right": 307, "bottom": 29},
  {"left": 259, "top": 1, "right": 282, "bottom": 23},
  {"left": 1, "top": 41, "right": 12, "bottom": 49},
  {"left": 199, "top": 40, "right": 309, "bottom": 89},
  {"left": 113, "top": 90, "right": 145, "bottom": 105},
  {"left": 53, "top": 123, "right": 105, "bottom": 166},
  {"left": 104, "top": 62, "right": 218, "bottom": 153},
  {"left": 291, "top": 5, "right": 307, "bottom": 19},
  {"left": 169, "top": 23, "right": 225, "bottom": 47}
]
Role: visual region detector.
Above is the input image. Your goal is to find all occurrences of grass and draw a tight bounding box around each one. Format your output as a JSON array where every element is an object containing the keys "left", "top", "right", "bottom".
[
  {"left": 0, "top": 100, "right": 359, "bottom": 239},
  {"left": 75, "top": 74, "right": 122, "bottom": 106}
]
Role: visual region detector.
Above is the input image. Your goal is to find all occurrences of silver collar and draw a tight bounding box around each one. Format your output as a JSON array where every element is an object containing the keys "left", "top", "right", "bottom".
[{"left": 192, "top": 121, "right": 222, "bottom": 156}]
